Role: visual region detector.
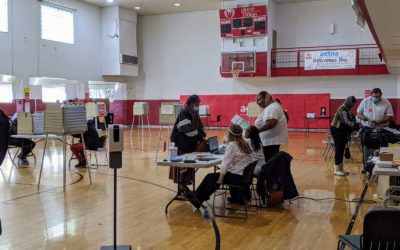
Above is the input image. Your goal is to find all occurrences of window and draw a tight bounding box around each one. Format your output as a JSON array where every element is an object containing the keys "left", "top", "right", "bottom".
[
  {"left": 42, "top": 85, "right": 66, "bottom": 103},
  {"left": 0, "top": 83, "right": 12, "bottom": 103},
  {"left": 89, "top": 84, "right": 116, "bottom": 101},
  {"left": 0, "top": 0, "right": 8, "bottom": 33},
  {"left": 40, "top": 3, "right": 74, "bottom": 44}
]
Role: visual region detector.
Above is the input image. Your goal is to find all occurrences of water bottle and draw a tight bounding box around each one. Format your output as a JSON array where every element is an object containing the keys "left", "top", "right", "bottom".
[{"left": 168, "top": 142, "right": 178, "bottom": 160}]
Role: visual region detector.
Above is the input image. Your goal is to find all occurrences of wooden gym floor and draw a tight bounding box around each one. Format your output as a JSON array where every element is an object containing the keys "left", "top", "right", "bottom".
[{"left": 0, "top": 129, "right": 378, "bottom": 250}]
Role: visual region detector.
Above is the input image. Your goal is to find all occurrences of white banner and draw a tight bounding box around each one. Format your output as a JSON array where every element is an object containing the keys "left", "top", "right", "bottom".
[{"left": 304, "top": 50, "right": 356, "bottom": 70}]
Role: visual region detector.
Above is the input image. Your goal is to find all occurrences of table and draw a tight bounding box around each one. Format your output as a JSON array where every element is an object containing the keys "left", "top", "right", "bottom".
[
  {"left": 157, "top": 153, "right": 223, "bottom": 214},
  {"left": 305, "top": 116, "right": 331, "bottom": 133},
  {"left": 11, "top": 133, "right": 92, "bottom": 191}
]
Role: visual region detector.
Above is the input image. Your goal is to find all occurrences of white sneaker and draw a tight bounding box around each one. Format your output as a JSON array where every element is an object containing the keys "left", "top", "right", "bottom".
[{"left": 334, "top": 171, "right": 346, "bottom": 176}]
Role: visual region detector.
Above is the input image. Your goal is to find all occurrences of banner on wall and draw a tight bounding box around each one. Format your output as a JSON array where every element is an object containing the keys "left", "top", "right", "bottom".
[{"left": 304, "top": 50, "right": 356, "bottom": 70}]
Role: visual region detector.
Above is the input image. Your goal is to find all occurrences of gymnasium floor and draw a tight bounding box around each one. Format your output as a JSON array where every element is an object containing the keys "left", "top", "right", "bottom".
[{"left": 0, "top": 129, "right": 377, "bottom": 250}]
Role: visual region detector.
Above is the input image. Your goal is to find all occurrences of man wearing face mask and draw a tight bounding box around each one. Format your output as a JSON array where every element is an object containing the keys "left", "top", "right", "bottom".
[
  {"left": 170, "top": 95, "right": 207, "bottom": 193},
  {"left": 356, "top": 88, "right": 393, "bottom": 128},
  {"left": 330, "top": 96, "right": 358, "bottom": 176}
]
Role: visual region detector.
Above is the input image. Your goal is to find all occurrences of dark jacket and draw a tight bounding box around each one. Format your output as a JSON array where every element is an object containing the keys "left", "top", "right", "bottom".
[
  {"left": 256, "top": 151, "right": 299, "bottom": 203},
  {"left": 0, "top": 110, "right": 10, "bottom": 166},
  {"left": 331, "top": 104, "right": 358, "bottom": 133},
  {"left": 170, "top": 108, "right": 206, "bottom": 153},
  {"left": 73, "top": 122, "right": 99, "bottom": 150}
]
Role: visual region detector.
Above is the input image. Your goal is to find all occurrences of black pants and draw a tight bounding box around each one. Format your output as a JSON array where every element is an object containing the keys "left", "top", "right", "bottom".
[
  {"left": 262, "top": 145, "right": 280, "bottom": 163},
  {"left": 330, "top": 127, "right": 349, "bottom": 165},
  {"left": 195, "top": 172, "right": 251, "bottom": 204},
  {"left": 9, "top": 139, "right": 36, "bottom": 158}
]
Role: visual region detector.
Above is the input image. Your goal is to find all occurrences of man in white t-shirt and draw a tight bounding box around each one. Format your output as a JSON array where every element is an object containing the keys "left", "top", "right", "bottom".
[
  {"left": 356, "top": 88, "right": 393, "bottom": 128},
  {"left": 254, "top": 91, "right": 288, "bottom": 163}
]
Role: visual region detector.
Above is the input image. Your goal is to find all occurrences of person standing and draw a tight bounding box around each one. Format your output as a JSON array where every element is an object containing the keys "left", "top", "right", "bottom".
[
  {"left": 170, "top": 95, "right": 207, "bottom": 193},
  {"left": 357, "top": 88, "right": 393, "bottom": 128},
  {"left": 255, "top": 91, "right": 289, "bottom": 163},
  {"left": 330, "top": 96, "right": 358, "bottom": 176}
]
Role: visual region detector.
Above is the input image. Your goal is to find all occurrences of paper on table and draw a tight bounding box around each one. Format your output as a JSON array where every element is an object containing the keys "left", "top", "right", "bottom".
[{"left": 231, "top": 114, "right": 249, "bottom": 130}]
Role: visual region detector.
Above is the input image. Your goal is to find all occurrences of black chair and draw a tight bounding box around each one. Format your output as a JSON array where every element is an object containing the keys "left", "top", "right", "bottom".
[
  {"left": 209, "top": 115, "right": 221, "bottom": 128},
  {"left": 212, "top": 161, "right": 258, "bottom": 219},
  {"left": 338, "top": 206, "right": 400, "bottom": 250}
]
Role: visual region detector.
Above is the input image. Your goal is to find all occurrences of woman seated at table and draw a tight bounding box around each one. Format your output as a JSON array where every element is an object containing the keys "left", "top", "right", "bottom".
[
  {"left": 9, "top": 113, "right": 36, "bottom": 166},
  {"left": 191, "top": 124, "right": 253, "bottom": 208},
  {"left": 70, "top": 120, "right": 99, "bottom": 168},
  {"left": 244, "top": 126, "right": 266, "bottom": 176}
]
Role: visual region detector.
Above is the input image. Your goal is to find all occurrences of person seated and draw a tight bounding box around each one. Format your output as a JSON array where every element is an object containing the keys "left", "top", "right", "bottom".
[
  {"left": 191, "top": 124, "right": 253, "bottom": 209},
  {"left": 70, "top": 120, "right": 99, "bottom": 168},
  {"left": 244, "top": 126, "right": 266, "bottom": 176},
  {"left": 8, "top": 113, "right": 36, "bottom": 166}
]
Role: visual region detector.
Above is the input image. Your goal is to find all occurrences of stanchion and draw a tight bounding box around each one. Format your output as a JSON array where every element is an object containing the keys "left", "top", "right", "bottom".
[{"left": 100, "top": 125, "right": 131, "bottom": 250}]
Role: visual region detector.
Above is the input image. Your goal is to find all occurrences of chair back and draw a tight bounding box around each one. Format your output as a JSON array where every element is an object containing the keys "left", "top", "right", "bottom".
[
  {"left": 96, "top": 135, "right": 108, "bottom": 149},
  {"left": 241, "top": 161, "right": 258, "bottom": 185},
  {"left": 362, "top": 206, "right": 400, "bottom": 249}
]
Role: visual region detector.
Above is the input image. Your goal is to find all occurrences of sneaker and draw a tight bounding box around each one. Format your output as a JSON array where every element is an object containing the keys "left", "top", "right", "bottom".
[
  {"left": 18, "top": 158, "right": 29, "bottom": 166},
  {"left": 75, "top": 161, "right": 87, "bottom": 168},
  {"left": 334, "top": 171, "right": 346, "bottom": 176}
]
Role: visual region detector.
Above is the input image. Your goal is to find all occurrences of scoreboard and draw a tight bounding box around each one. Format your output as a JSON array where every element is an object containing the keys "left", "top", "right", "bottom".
[{"left": 219, "top": 5, "right": 267, "bottom": 37}]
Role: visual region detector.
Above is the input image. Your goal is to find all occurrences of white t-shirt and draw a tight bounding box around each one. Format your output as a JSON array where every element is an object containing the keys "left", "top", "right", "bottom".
[
  {"left": 220, "top": 141, "right": 254, "bottom": 175},
  {"left": 255, "top": 102, "right": 289, "bottom": 146},
  {"left": 356, "top": 97, "right": 393, "bottom": 127}
]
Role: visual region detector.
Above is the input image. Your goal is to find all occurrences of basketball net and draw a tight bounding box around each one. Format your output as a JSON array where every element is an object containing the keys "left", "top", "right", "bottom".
[{"left": 232, "top": 69, "right": 241, "bottom": 79}]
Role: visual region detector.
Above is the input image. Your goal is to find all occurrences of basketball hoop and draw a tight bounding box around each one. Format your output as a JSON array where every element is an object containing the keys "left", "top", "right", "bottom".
[{"left": 231, "top": 69, "right": 241, "bottom": 79}]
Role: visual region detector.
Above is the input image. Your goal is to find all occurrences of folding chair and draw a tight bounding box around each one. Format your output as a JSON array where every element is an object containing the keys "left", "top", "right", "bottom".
[
  {"left": 87, "top": 135, "right": 109, "bottom": 169},
  {"left": 338, "top": 206, "right": 400, "bottom": 250},
  {"left": 212, "top": 161, "right": 258, "bottom": 219},
  {"left": 322, "top": 132, "right": 335, "bottom": 160}
]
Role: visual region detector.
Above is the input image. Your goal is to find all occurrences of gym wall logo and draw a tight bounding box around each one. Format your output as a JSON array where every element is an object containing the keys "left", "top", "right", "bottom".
[
  {"left": 224, "top": 9, "right": 235, "bottom": 19},
  {"left": 305, "top": 52, "right": 312, "bottom": 60}
]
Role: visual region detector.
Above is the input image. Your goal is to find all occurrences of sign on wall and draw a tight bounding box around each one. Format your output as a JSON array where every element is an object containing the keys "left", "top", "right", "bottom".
[{"left": 304, "top": 50, "right": 356, "bottom": 70}]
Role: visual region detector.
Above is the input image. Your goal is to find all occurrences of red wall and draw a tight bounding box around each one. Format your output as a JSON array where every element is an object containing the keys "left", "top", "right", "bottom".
[
  {"left": 3, "top": 96, "right": 398, "bottom": 129},
  {"left": 181, "top": 94, "right": 331, "bottom": 129}
]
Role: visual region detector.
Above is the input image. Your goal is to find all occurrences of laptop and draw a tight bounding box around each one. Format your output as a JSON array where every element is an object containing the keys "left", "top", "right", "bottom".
[{"left": 208, "top": 136, "right": 224, "bottom": 154}]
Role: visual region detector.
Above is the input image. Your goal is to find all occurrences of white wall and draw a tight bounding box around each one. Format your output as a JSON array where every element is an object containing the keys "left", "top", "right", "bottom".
[
  {"left": 131, "top": 2, "right": 395, "bottom": 100},
  {"left": 275, "top": 0, "right": 375, "bottom": 48},
  {"left": 0, "top": 0, "right": 102, "bottom": 81}
]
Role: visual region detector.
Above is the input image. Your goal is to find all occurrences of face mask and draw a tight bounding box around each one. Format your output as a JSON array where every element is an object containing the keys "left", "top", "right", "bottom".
[
  {"left": 372, "top": 97, "right": 381, "bottom": 104},
  {"left": 193, "top": 106, "right": 199, "bottom": 112}
]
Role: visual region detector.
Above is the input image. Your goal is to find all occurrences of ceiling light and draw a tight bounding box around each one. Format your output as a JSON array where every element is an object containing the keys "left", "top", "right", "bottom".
[
  {"left": 134, "top": 6, "right": 141, "bottom": 10},
  {"left": 173, "top": 3, "right": 181, "bottom": 7},
  {"left": 107, "top": 0, "right": 114, "bottom": 3}
]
